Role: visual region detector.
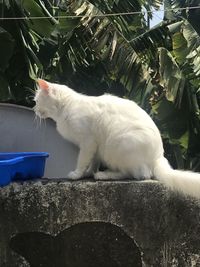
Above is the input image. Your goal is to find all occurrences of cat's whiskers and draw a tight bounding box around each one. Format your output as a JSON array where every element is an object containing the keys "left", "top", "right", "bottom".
[
  {"left": 34, "top": 115, "right": 45, "bottom": 130},
  {"left": 34, "top": 115, "right": 40, "bottom": 130},
  {"left": 29, "top": 95, "right": 35, "bottom": 101},
  {"left": 43, "top": 117, "right": 47, "bottom": 128},
  {"left": 27, "top": 87, "right": 36, "bottom": 95},
  {"left": 26, "top": 88, "right": 37, "bottom": 102}
]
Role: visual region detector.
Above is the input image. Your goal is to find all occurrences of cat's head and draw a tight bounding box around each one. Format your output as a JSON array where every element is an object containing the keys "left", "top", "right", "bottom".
[{"left": 34, "top": 79, "right": 64, "bottom": 120}]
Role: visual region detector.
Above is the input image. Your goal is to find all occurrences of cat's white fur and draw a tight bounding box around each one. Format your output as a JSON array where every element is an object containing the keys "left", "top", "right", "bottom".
[{"left": 34, "top": 80, "right": 200, "bottom": 199}]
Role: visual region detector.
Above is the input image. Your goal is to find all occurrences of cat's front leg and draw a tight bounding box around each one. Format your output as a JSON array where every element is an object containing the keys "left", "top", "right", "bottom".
[
  {"left": 67, "top": 141, "right": 97, "bottom": 180},
  {"left": 84, "top": 158, "right": 100, "bottom": 177}
]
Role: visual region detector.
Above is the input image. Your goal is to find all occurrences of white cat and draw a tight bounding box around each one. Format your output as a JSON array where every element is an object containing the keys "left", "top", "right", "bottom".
[{"left": 34, "top": 79, "right": 200, "bottom": 199}]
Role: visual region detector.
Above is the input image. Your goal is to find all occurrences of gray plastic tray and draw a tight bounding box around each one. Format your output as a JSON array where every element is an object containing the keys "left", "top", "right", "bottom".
[{"left": 0, "top": 104, "right": 78, "bottom": 178}]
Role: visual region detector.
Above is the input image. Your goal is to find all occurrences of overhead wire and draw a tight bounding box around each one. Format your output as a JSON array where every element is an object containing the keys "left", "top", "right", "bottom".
[{"left": 0, "top": 5, "right": 199, "bottom": 20}]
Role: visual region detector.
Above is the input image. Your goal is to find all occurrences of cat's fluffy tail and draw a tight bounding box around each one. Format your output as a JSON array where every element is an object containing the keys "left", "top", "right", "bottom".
[{"left": 153, "top": 157, "right": 200, "bottom": 199}]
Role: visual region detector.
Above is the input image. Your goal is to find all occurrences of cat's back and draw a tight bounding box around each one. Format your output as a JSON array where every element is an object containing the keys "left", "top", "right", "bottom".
[
  {"left": 96, "top": 94, "right": 137, "bottom": 111},
  {"left": 71, "top": 93, "right": 157, "bottom": 132},
  {"left": 96, "top": 94, "right": 150, "bottom": 122},
  {"left": 72, "top": 92, "right": 143, "bottom": 119}
]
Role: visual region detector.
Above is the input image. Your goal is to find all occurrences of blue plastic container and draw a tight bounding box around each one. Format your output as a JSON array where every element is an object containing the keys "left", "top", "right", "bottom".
[{"left": 0, "top": 152, "right": 49, "bottom": 186}]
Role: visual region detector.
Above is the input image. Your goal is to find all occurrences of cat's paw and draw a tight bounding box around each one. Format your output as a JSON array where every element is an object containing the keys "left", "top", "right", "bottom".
[
  {"left": 94, "top": 172, "right": 109, "bottom": 180},
  {"left": 67, "top": 171, "right": 83, "bottom": 180},
  {"left": 83, "top": 170, "right": 94, "bottom": 178}
]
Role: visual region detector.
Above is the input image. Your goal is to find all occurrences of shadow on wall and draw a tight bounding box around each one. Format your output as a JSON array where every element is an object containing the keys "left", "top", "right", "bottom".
[{"left": 10, "top": 222, "right": 142, "bottom": 267}]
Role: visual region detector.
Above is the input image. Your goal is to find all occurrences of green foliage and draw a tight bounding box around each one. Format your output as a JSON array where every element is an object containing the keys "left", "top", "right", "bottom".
[{"left": 0, "top": 0, "right": 200, "bottom": 170}]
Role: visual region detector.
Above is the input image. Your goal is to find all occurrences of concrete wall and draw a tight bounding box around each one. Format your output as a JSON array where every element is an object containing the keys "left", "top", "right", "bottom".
[{"left": 0, "top": 179, "right": 200, "bottom": 267}]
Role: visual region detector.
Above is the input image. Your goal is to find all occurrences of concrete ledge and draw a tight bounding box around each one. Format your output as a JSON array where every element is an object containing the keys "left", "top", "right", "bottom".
[{"left": 0, "top": 179, "right": 200, "bottom": 266}]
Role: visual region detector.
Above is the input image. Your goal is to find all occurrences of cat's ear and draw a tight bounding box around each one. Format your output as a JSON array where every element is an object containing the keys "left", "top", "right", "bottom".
[{"left": 37, "top": 79, "right": 49, "bottom": 93}]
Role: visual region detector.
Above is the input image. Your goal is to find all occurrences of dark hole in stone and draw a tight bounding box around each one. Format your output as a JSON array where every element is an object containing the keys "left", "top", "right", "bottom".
[{"left": 10, "top": 222, "right": 142, "bottom": 267}]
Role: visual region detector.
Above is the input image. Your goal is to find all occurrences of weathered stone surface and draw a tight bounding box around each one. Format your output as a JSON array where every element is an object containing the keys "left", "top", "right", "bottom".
[{"left": 0, "top": 179, "right": 200, "bottom": 266}]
